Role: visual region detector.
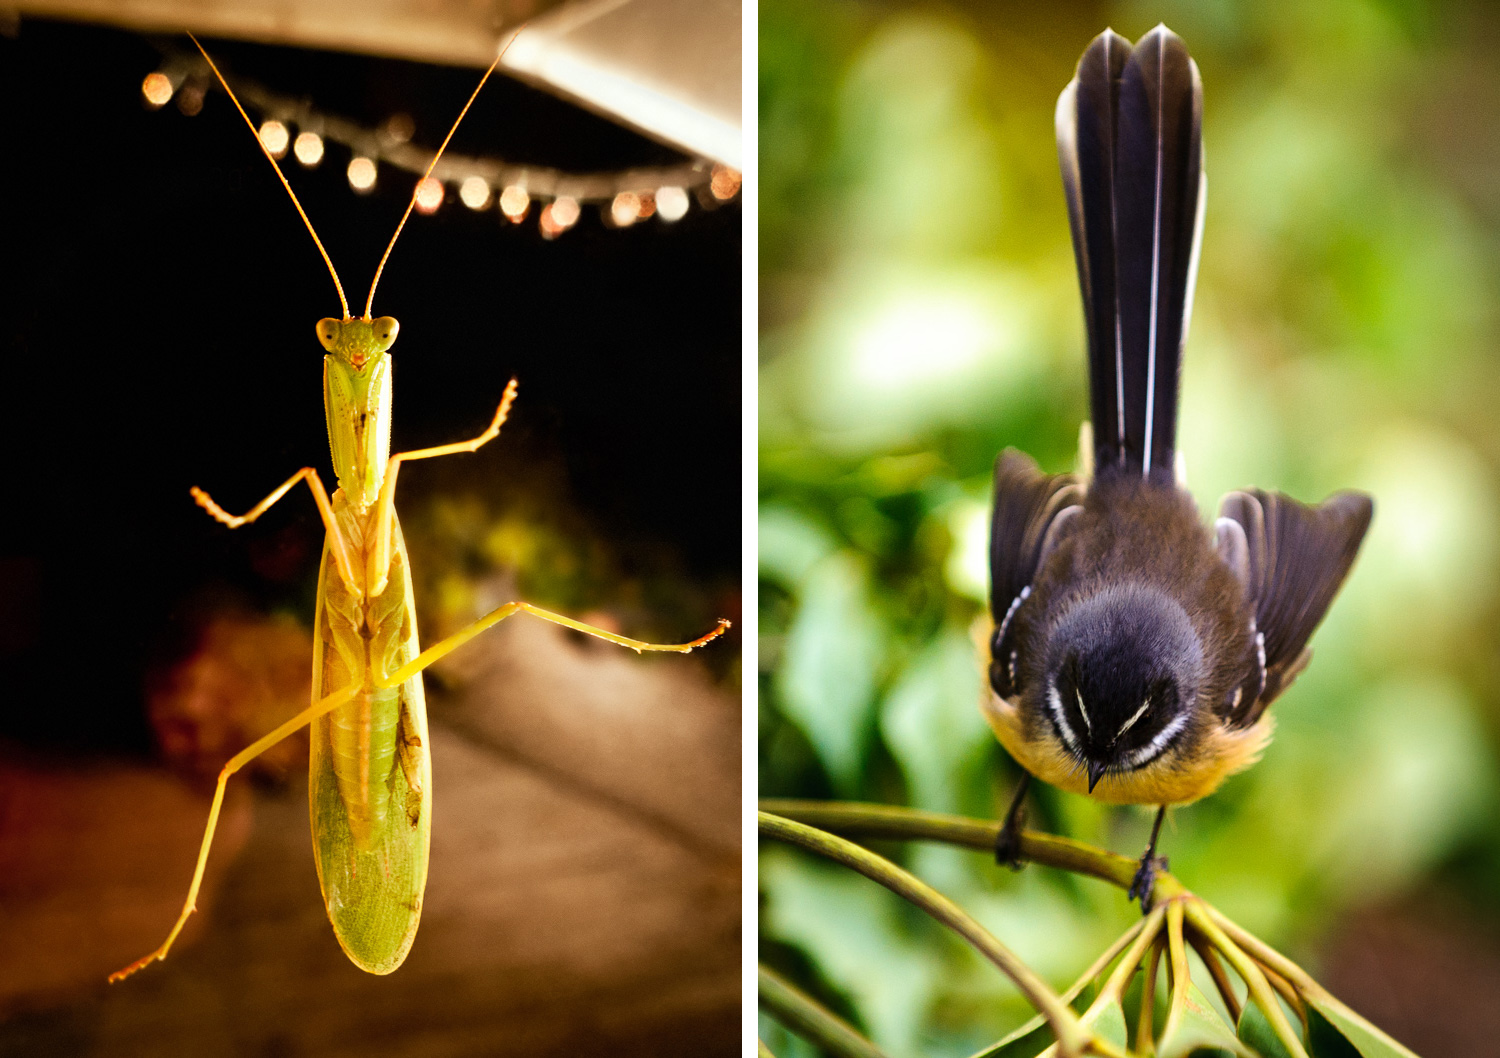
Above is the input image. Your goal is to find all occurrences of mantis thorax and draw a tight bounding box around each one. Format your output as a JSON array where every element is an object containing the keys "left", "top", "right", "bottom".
[{"left": 320, "top": 316, "right": 398, "bottom": 511}]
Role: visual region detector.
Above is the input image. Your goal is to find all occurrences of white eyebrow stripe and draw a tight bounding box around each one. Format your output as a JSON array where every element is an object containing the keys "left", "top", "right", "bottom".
[
  {"left": 1124, "top": 710, "right": 1189, "bottom": 769},
  {"left": 1046, "top": 682, "right": 1083, "bottom": 755},
  {"left": 1117, "top": 697, "right": 1151, "bottom": 737},
  {"left": 1075, "top": 688, "right": 1093, "bottom": 733}
]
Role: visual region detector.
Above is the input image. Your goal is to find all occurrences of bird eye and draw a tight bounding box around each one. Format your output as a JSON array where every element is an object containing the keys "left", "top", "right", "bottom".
[{"left": 315, "top": 318, "right": 340, "bottom": 351}]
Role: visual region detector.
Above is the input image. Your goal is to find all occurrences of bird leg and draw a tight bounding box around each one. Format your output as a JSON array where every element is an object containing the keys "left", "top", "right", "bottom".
[
  {"left": 994, "top": 772, "right": 1032, "bottom": 869},
  {"left": 1128, "top": 805, "right": 1169, "bottom": 911}
]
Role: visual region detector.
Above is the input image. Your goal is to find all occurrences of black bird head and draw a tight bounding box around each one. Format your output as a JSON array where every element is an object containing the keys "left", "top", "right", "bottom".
[{"left": 1042, "top": 583, "right": 1203, "bottom": 790}]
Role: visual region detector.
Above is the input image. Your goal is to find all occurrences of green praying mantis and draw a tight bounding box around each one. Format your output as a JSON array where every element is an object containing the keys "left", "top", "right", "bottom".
[{"left": 109, "top": 31, "right": 729, "bottom": 981}]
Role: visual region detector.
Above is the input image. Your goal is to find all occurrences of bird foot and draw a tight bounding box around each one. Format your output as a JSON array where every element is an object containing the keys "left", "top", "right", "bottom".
[
  {"left": 994, "top": 814, "right": 1025, "bottom": 871},
  {"left": 1128, "top": 853, "right": 1169, "bottom": 912}
]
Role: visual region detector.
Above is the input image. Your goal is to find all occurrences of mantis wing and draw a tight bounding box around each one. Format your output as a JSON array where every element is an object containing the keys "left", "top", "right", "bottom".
[{"left": 309, "top": 507, "right": 432, "bottom": 975}]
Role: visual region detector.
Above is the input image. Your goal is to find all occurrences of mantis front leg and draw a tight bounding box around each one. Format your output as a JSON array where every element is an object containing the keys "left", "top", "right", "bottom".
[
  {"left": 192, "top": 465, "right": 359, "bottom": 594},
  {"left": 365, "top": 377, "right": 518, "bottom": 596}
]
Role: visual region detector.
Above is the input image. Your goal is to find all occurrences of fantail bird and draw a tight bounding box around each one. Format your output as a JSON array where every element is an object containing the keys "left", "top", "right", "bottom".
[{"left": 983, "top": 25, "right": 1373, "bottom": 910}]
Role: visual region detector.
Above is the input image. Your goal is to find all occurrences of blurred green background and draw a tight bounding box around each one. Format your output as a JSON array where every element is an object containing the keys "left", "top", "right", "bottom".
[{"left": 758, "top": 1, "right": 1500, "bottom": 1055}]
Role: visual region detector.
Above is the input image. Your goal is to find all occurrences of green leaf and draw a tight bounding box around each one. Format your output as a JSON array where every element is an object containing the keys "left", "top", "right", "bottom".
[
  {"left": 1304, "top": 995, "right": 1420, "bottom": 1058},
  {"left": 775, "top": 552, "right": 886, "bottom": 791},
  {"left": 967, "top": 1015, "right": 1052, "bottom": 1058},
  {"left": 1158, "top": 984, "right": 1256, "bottom": 1058},
  {"left": 761, "top": 848, "right": 940, "bottom": 1053},
  {"left": 1094, "top": 998, "right": 1129, "bottom": 1049},
  {"left": 1239, "top": 1002, "right": 1297, "bottom": 1058},
  {"left": 879, "top": 629, "right": 988, "bottom": 813},
  {"left": 966, "top": 984, "right": 1105, "bottom": 1058}
]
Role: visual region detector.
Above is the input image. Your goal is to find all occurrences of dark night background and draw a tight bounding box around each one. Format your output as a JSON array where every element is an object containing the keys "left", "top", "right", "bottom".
[
  {"left": 0, "top": 16, "right": 741, "bottom": 1057},
  {"left": 0, "top": 17, "right": 741, "bottom": 756}
]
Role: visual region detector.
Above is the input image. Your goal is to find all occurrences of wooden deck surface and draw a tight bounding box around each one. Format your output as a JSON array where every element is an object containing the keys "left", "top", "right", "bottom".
[{"left": 0, "top": 616, "right": 741, "bottom": 1056}]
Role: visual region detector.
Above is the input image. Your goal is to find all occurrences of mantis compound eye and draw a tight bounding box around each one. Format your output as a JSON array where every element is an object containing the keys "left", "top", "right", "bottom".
[
  {"left": 371, "top": 316, "right": 399, "bottom": 350},
  {"left": 315, "top": 318, "right": 340, "bottom": 351}
]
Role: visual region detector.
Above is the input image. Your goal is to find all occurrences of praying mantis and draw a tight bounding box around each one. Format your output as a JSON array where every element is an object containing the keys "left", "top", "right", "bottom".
[{"left": 109, "top": 31, "right": 729, "bottom": 981}]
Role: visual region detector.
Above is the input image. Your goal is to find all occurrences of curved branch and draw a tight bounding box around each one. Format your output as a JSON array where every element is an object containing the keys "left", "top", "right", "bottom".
[
  {"left": 760, "top": 799, "right": 1186, "bottom": 901},
  {"left": 758, "top": 811, "right": 1097, "bottom": 1057},
  {"left": 758, "top": 964, "right": 892, "bottom": 1058}
]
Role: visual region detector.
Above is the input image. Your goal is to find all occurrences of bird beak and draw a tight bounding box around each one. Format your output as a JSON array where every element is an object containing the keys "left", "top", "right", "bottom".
[{"left": 1087, "top": 761, "right": 1106, "bottom": 792}]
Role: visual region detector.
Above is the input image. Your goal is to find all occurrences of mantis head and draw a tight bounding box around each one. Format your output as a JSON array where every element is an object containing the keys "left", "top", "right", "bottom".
[{"left": 317, "top": 316, "right": 400, "bottom": 370}]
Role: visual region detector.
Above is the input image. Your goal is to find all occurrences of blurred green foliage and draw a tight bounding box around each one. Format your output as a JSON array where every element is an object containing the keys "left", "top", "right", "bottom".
[{"left": 759, "top": 1, "right": 1500, "bottom": 1054}]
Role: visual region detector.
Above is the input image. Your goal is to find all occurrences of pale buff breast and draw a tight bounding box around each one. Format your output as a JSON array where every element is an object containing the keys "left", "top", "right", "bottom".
[{"left": 980, "top": 691, "right": 1274, "bottom": 806}]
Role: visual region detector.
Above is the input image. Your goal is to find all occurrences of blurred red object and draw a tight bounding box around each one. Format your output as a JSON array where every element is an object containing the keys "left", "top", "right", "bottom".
[{"left": 146, "top": 612, "right": 313, "bottom": 783}]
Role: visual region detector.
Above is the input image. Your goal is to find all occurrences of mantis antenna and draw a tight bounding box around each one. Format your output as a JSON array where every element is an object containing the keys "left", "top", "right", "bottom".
[
  {"left": 365, "top": 26, "right": 526, "bottom": 321},
  {"left": 189, "top": 34, "right": 351, "bottom": 320},
  {"left": 190, "top": 25, "right": 527, "bottom": 323}
]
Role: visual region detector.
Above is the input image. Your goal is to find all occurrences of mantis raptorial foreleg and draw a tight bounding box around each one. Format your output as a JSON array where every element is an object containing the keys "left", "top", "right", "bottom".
[
  {"left": 192, "top": 466, "right": 359, "bottom": 591},
  {"left": 366, "top": 377, "right": 519, "bottom": 594},
  {"left": 108, "top": 682, "right": 362, "bottom": 982},
  {"left": 378, "top": 603, "right": 732, "bottom": 689}
]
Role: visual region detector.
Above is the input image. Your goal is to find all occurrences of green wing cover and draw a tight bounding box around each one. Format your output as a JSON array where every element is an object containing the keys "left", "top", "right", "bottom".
[{"left": 309, "top": 512, "right": 431, "bottom": 975}]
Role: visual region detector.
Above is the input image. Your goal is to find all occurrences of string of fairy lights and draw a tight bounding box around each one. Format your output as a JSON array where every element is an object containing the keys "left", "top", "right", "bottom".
[{"left": 140, "top": 49, "right": 742, "bottom": 239}]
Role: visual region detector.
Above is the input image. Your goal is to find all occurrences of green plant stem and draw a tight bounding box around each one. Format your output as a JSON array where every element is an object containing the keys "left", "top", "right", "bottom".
[
  {"left": 1158, "top": 901, "right": 1190, "bottom": 1047},
  {"left": 759, "top": 811, "right": 1101, "bottom": 1058},
  {"left": 1069, "top": 917, "right": 1150, "bottom": 1005},
  {"left": 1136, "top": 935, "right": 1165, "bottom": 1056},
  {"left": 1187, "top": 930, "right": 1242, "bottom": 1024},
  {"left": 1201, "top": 905, "right": 1325, "bottom": 1000},
  {"left": 758, "top": 964, "right": 891, "bottom": 1058},
  {"left": 1184, "top": 902, "right": 1309, "bottom": 1058},
  {"left": 760, "top": 799, "right": 1186, "bottom": 902},
  {"left": 1047, "top": 904, "right": 1165, "bottom": 1058}
]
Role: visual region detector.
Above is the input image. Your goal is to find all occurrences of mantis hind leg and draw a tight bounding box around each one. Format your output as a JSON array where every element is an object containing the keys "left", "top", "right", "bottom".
[
  {"left": 376, "top": 602, "right": 730, "bottom": 690},
  {"left": 108, "top": 682, "right": 361, "bottom": 982}
]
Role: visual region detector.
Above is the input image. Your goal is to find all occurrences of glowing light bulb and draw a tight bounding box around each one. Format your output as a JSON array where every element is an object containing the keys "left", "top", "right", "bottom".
[
  {"left": 348, "top": 156, "right": 377, "bottom": 193},
  {"left": 710, "top": 165, "right": 741, "bottom": 200},
  {"left": 656, "top": 185, "right": 689, "bottom": 222},
  {"left": 499, "top": 185, "right": 529, "bottom": 222},
  {"left": 636, "top": 192, "right": 657, "bottom": 219},
  {"left": 459, "top": 176, "right": 491, "bottom": 210},
  {"left": 610, "top": 191, "right": 640, "bottom": 228},
  {"left": 550, "top": 196, "right": 579, "bottom": 229},
  {"left": 414, "top": 177, "right": 444, "bottom": 214},
  {"left": 142, "top": 72, "right": 173, "bottom": 108},
  {"left": 293, "top": 131, "right": 324, "bottom": 167},
  {"left": 259, "top": 120, "right": 289, "bottom": 158}
]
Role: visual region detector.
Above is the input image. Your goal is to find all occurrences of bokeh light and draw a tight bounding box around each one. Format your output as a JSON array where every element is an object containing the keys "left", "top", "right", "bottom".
[
  {"left": 347, "top": 156, "right": 376, "bottom": 193},
  {"left": 499, "top": 184, "right": 530, "bottom": 222},
  {"left": 656, "top": 185, "right": 689, "bottom": 221},
  {"left": 459, "top": 176, "right": 491, "bottom": 210},
  {"left": 141, "top": 72, "right": 172, "bottom": 109},
  {"left": 414, "top": 177, "right": 444, "bottom": 214},
  {"left": 709, "top": 165, "right": 741, "bottom": 200},
  {"left": 257, "top": 120, "right": 288, "bottom": 159},
  {"left": 292, "top": 131, "right": 323, "bottom": 168},
  {"left": 550, "top": 195, "right": 579, "bottom": 228},
  {"left": 610, "top": 191, "right": 640, "bottom": 227}
]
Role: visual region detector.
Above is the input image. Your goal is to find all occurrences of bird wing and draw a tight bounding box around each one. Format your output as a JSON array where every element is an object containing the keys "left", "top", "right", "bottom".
[
  {"left": 989, "top": 448, "right": 1086, "bottom": 697},
  {"left": 1214, "top": 488, "right": 1373, "bottom": 726}
]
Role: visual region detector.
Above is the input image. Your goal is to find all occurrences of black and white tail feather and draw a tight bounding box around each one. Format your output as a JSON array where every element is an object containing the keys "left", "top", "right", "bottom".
[{"left": 1057, "top": 25, "right": 1204, "bottom": 480}]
